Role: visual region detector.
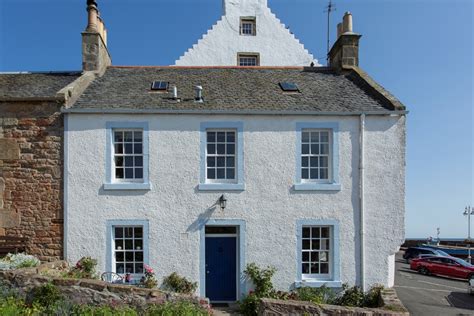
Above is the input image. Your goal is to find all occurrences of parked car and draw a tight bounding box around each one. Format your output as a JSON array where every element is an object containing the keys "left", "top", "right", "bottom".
[
  {"left": 403, "top": 247, "right": 451, "bottom": 263},
  {"left": 469, "top": 275, "right": 474, "bottom": 295},
  {"left": 410, "top": 256, "right": 474, "bottom": 279}
]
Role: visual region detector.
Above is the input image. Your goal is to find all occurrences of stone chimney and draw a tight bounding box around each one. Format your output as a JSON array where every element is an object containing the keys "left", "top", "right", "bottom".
[
  {"left": 82, "top": 0, "right": 111, "bottom": 75},
  {"left": 328, "top": 12, "right": 362, "bottom": 70}
]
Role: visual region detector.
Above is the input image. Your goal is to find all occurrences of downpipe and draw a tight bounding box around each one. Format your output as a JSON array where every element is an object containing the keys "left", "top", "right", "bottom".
[{"left": 359, "top": 114, "right": 366, "bottom": 292}]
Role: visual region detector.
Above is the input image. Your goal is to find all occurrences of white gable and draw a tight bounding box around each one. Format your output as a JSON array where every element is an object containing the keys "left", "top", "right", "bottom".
[{"left": 175, "top": 0, "right": 319, "bottom": 66}]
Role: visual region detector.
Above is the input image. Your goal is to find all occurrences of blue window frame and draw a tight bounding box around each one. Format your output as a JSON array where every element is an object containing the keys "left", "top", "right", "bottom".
[
  {"left": 199, "top": 122, "right": 244, "bottom": 191},
  {"left": 104, "top": 122, "right": 151, "bottom": 190},
  {"left": 296, "top": 219, "right": 341, "bottom": 288},
  {"left": 295, "top": 122, "right": 341, "bottom": 191},
  {"left": 106, "top": 219, "right": 149, "bottom": 281}
]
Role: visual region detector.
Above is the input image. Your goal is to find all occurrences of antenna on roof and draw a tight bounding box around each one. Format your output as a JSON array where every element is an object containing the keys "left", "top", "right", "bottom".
[{"left": 324, "top": 0, "right": 336, "bottom": 65}]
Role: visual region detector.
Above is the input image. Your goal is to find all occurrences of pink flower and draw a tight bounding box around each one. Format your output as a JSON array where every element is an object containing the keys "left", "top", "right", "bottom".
[{"left": 144, "top": 264, "right": 154, "bottom": 274}]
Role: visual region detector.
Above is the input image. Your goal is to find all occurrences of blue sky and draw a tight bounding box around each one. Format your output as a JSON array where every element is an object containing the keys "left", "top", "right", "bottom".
[{"left": 0, "top": 0, "right": 472, "bottom": 238}]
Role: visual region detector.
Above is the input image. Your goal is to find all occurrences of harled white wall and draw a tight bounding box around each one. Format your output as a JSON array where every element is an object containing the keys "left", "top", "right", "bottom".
[{"left": 65, "top": 114, "right": 405, "bottom": 292}]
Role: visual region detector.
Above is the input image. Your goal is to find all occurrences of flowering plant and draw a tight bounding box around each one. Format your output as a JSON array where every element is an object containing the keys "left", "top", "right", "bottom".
[
  {"left": 140, "top": 264, "right": 158, "bottom": 288},
  {"left": 66, "top": 257, "right": 98, "bottom": 279}
]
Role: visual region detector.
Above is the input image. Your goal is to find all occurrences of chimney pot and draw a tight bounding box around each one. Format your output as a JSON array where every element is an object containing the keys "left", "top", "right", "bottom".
[
  {"left": 342, "top": 11, "right": 353, "bottom": 34},
  {"left": 337, "top": 23, "right": 343, "bottom": 38},
  {"left": 86, "top": 1, "right": 99, "bottom": 32}
]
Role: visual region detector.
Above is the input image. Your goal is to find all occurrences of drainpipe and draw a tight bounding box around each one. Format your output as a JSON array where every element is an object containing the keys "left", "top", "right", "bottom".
[{"left": 359, "top": 114, "right": 366, "bottom": 291}]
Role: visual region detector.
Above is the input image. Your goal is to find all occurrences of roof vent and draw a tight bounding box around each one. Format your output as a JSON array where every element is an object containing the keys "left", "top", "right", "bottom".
[
  {"left": 195, "top": 85, "right": 203, "bottom": 102},
  {"left": 151, "top": 81, "right": 168, "bottom": 91},
  {"left": 279, "top": 82, "right": 299, "bottom": 92}
]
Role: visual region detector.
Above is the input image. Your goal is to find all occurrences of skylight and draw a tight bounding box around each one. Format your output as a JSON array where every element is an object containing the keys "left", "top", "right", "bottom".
[
  {"left": 279, "top": 82, "right": 299, "bottom": 92},
  {"left": 151, "top": 81, "right": 169, "bottom": 91}
]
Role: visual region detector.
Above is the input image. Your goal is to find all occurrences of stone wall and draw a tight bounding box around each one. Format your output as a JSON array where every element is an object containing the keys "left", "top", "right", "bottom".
[
  {"left": 0, "top": 261, "right": 210, "bottom": 309},
  {"left": 0, "top": 101, "right": 63, "bottom": 261},
  {"left": 259, "top": 289, "right": 409, "bottom": 316}
]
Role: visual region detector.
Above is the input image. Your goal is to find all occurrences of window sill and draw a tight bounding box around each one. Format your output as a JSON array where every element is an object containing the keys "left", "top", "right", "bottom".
[
  {"left": 198, "top": 183, "right": 245, "bottom": 191},
  {"left": 294, "top": 183, "right": 341, "bottom": 191},
  {"left": 103, "top": 182, "right": 152, "bottom": 191},
  {"left": 295, "top": 280, "right": 342, "bottom": 288}
]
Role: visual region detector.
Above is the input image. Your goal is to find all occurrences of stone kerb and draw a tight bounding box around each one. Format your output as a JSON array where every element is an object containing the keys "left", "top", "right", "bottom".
[
  {"left": 0, "top": 261, "right": 210, "bottom": 309},
  {"left": 259, "top": 288, "right": 409, "bottom": 316}
]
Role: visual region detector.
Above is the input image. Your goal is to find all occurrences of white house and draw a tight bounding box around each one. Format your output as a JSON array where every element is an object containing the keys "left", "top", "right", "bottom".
[
  {"left": 175, "top": 0, "right": 318, "bottom": 66},
  {"left": 63, "top": 1, "right": 407, "bottom": 303}
]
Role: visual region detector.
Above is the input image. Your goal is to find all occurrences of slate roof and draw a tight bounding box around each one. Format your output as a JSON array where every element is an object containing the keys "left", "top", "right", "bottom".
[
  {"left": 0, "top": 72, "right": 81, "bottom": 99},
  {"left": 70, "top": 66, "right": 404, "bottom": 113}
]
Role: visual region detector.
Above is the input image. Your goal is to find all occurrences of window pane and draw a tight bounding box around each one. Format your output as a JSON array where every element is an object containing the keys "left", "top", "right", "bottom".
[
  {"left": 217, "top": 168, "right": 225, "bottom": 179},
  {"left": 115, "top": 157, "right": 124, "bottom": 167},
  {"left": 310, "top": 168, "right": 318, "bottom": 179},
  {"left": 321, "top": 263, "right": 329, "bottom": 274},
  {"left": 217, "top": 132, "right": 226, "bottom": 142},
  {"left": 321, "top": 227, "right": 329, "bottom": 238},
  {"left": 207, "top": 132, "right": 216, "bottom": 142},
  {"left": 114, "top": 131, "right": 123, "bottom": 142},
  {"left": 311, "top": 144, "right": 319, "bottom": 155},
  {"left": 135, "top": 156, "right": 143, "bottom": 167},
  {"left": 302, "top": 157, "right": 308, "bottom": 167},
  {"left": 302, "top": 239, "right": 310, "bottom": 250},
  {"left": 207, "top": 157, "right": 215, "bottom": 167},
  {"left": 115, "top": 168, "right": 124, "bottom": 179},
  {"left": 310, "top": 132, "right": 319, "bottom": 143},
  {"left": 124, "top": 132, "right": 133, "bottom": 142},
  {"left": 135, "top": 263, "right": 144, "bottom": 274},
  {"left": 312, "top": 227, "right": 320, "bottom": 238},
  {"left": 227, "top": 132, "right": 235, "bottom": 142},
  {"left": 321, "top": 144, "right": 329, "bottom": 155},
  {"left": 217, "top": 144, "right": 225, "bottom": 154},
  {"left": 321, "top": 132, "right": 329, "bottom": 142},
  {"left": 135, "top": 239, "right": 143, "bottom": 250},
  {"left": 125, "top": 157, "right": 134, "bottom": 167},
  {"left": 115, "top": 227, "right": 123, "bottom": 238},
  {"left": 320, "top": 252, "right": 329, "bottom": 262},
  {"left": 302, "top": 132, "right": 310, "bottom": 143},
  {"left": 134, "top": 132, "right": 142, "bottom": 142},
  {"left": 125, "top": 144, "right": 133, "bottom": 154},
  {"left": 125, "top": 240, "right": 133, "bottom": 250},
  {"left": 320, "top": 168, "right": 328, "bottom": 180},
  {"left": 217, "top": 157, "right": 225, "bottom": 167},
  {"left": 116, "top": 263, "right": 124, "bottom": 274},
  {"left": 125, "top": 227, "right": 133, "bottom": 237},
  {"left": 125, "top": 252, "right": 134, "bottom": 261},
  {"left": 134, "top": 227, "right": 143, "bottom": 238},
  {"left": 302, "top": 168, "right": 309, "bottom": 179},
  {"left": 302, "top": 144, "right": 309, "bottom": 155},
  {"left": 135, "top": 168, "right": 143, "bottom": 179},
  {"left": 311, "top": 252, "right": 319, "bottom": 262},
  {"left": 207, "top": 144, "right": 215, "bottom": 154},
  {"left": 116, "top": 252, "right": 124, "bottom": 261},
  {"left": 302, "top": 227, "right": 310, "bottom": 238},
  {"left": 227, "top": 168, "right": 235, "bottom": 179},
  {"left": 227, "top": 144, "right": 235, "bottom": 155},
  {"left": 135, "top": 252, "right": 143, "bottom": 261},
  {"left": 227, "top": 157, "right": 235, "bottom": 167},
  {"left": 311, "top": 263, "right": 319, "bottom": 274},
  {"left": 207, "top": 168, "right": 215, "bottom": 179},
  {"left": 320, "top": 157, "right": 328, "bottom": 168},
  {"left": 310, "top": 157, "right": 318, "bottom": 168},
  {"left": 134, "top": 144, "right": 143, "bottom": 154},
  {"left": 302, "top": 252, "right": 310, "bottom": 262},
  {"left": 125, "top": 168, "right": 134, "bottom": 178},
  {"left": 302, "top": 263, "right": 310, "bottom": 274},
  {"left": 115, "top": 240, "right": 123, "bottom": 250},
  {"left": 312, "top": 239, "right": 320, "bottom": 250},
  {"left": 126, "top": 263, "right": 134, "bottom": 273},
  {"left": 115, "top": 144, "right": 123, "bottom": 154}
]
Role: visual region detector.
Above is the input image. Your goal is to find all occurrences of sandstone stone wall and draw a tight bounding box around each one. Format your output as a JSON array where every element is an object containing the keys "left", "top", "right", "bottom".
[{"left": 0, "top": 101, "right": 63, "bottom": 261}]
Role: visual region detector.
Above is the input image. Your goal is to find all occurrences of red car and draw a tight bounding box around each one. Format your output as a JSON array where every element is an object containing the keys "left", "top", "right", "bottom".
[{"left": 410, "top": 256, "right": 474, "bottom": 279}]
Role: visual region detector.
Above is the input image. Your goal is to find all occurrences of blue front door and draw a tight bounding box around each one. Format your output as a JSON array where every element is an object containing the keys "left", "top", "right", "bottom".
[{"left": 205, "top": 237, "right": 237, "bottom": 301}]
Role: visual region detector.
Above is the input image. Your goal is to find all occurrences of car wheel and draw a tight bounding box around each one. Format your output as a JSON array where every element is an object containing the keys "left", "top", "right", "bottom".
[{"left": 418, "top": 267, "right": 430, "bottom": 275}]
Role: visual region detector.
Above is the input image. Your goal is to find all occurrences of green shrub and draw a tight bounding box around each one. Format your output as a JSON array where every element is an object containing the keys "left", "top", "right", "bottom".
[
  {"left": 333, "top": 284, "right": 383, "bottom": 307},
  {"left": 240, "top": 263, "right": 277, "bottom": 316},
  {"left": 363, "top": 284, "right": 383, "bottom": 308},
  {"left": 162, "top": 272, "right": 198, "bottom": 294},
  {"left": 65, "top": 257, "right": 98, "bottom": 279},
  {"left": 72, "top": 304, "right": 139, "bottom": 316},
  {"left": 239, "top": 292, "right": 261, "bottom": 316},
  {"left": 31, "top": 283, "right": 63, "bottom": 308},
  {"left": 0, "top": 253, "right": 40, "bottom": 270},
  {"left": 295, "top": 285, "right": 336, "bottom": 305}
]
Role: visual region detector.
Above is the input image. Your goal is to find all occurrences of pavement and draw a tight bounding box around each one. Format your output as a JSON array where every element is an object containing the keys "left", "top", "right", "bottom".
[{"left": 394, "top": 251, "right": 474, "bottom": 316}]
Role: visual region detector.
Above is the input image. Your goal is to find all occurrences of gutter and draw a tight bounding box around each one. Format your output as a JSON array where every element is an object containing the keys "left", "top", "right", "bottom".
[
  {"left": 359, "top": 113, "right": 366, "bottom": 291},
  {"left": 61, "top": 108, "right": 408, "bottom": 116}
]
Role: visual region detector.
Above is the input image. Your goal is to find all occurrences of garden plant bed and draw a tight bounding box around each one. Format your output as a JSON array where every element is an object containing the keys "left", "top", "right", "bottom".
[{"left": 0, "top": 260, "right": 211, "bottom": 314}]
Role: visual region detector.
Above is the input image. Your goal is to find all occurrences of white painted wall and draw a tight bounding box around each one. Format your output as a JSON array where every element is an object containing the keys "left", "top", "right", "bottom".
[
  {"left": 65, "top": 114, "right": 405, "bottom": 292},
  {"left": 175, "top": 0, "right": 318, "bottom": 66}
]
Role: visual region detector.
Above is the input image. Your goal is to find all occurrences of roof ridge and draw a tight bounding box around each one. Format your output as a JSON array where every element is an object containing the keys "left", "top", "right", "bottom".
[{"left": 109, "top": 66, "right": 306, "bottom": 70}]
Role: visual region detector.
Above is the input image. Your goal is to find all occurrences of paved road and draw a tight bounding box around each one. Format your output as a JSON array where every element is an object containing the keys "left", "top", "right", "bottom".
[{"left": 394, "top": 252, "right": 474, "bottom": 316}]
